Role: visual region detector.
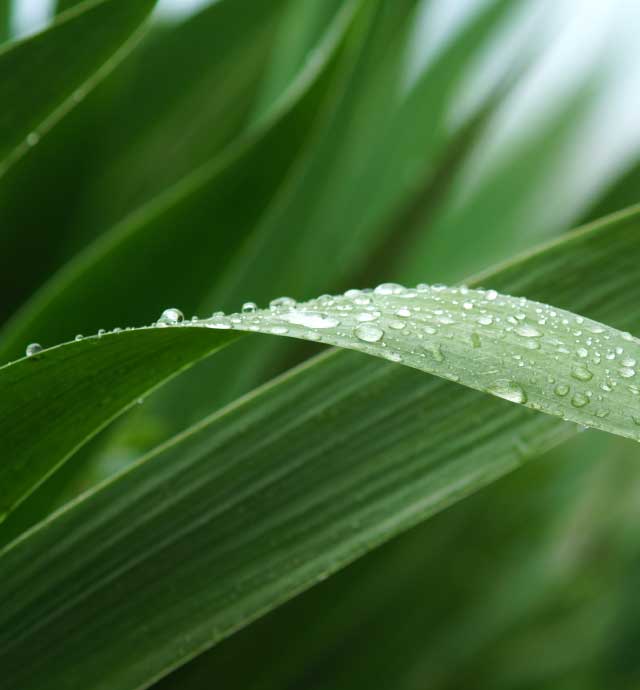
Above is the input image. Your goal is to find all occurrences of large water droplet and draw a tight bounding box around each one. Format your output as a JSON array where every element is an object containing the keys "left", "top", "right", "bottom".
[
  {"left": 374, "top": 282, "right": 405, "bottom": 295},
  {"left": 280, "top": 311, "right": 339, "bottom": 329},
  {"left": 619, "top": 367, "right": 636, "bottom": 379},
  {"left": 354, "top": 324, "right": 384, "bottom": 343},
  {"left": 488, "top": 380, "right": 527, "bottom": 404},
  {"left": 26, "top": 342, "right": 42, "bottom": 357},
  {"left": 158, "top": 307, "right": 184, "bottom": 325}
]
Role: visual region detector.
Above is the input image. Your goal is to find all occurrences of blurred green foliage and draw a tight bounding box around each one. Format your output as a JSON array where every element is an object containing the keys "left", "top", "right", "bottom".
[{"left": 1, "top": 1, "right": 640, "bottom": 688}]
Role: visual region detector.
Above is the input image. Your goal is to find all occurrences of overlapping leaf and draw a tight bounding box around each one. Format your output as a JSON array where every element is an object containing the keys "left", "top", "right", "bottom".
[{"left": 1, "top": 206, "right": 640, "bottom": 689}]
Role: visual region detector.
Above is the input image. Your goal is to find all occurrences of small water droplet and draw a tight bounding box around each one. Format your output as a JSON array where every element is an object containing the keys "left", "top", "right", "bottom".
[
  {"left": 423, "top": 325, "right": 437, "bottom": 335},
  {"left": 26, "top": 342, "right": 42, "bottom": 357},
  {"left": 570, "top": 392, "right": 589, "bottom": 408},
  {"left": 576, "top": 347, "right": 589, "bottom": 358},
  {"left": 571, "top": 365, "right": 593, "bottom": 382},
  {"left": 554, "top": 384, "right": 569, "bottom": 397},
  {"left": 270, "top": 296, "right": 296, "bottom": 310},
  {"left": 488, "top": 380, "right": 527, "bottom": 404},
  {"left": 354, "top": 324, "right": 384, "bottom": 343},
  {"left": 395, "top": 307, "right": 411, "bottom": 318},
  {"left": 385, "top": 351, "right": 402, "bottom": 363},
  {"left": 515, "top": 324, "right": 542, "bottom": 338},
  {"left": 389, "top": 320, "right": 406, "bottom": 330},
  {"left": 75, "top": 334, "right": 83, "bottom": 341},
  {"left": 242, "top": 302, "right": 257, "bottom": 313},
  {"left": 26, "top": 132, "right": 40, "bottom": 146},
  {"left": 424, "top": 343, "right": 445, "bottom": 362},
  {"left": 477, "top": 315, "right": 493, "bottom": 326},
  {"left": 485, "top": 289, "right": 498, "bottom": 301},
  {"left": 271, "top": 326, "right": 289, "bottom": 335}
]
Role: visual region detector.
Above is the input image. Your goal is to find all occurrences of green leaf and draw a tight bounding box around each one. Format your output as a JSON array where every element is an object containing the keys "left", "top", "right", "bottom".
[
  {"left": 0, "top": 0, "right": 156, "bottom": 178},
  {"left": 1, "top": 206, "right": 640, "bottom": 689},
  {"left": 0, "top": 0, "right": 11, "bottom": 43},
  {"left": 0, "top": 328, "right": 239, "bottom": 516}
]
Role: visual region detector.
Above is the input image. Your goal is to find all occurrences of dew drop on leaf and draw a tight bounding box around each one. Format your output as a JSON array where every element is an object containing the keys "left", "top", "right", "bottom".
[
  {"left": 571, "top": 365, "right": 593, "bottom": 382},
  {"left": 354, "top": 324, "right": 384, "bottom": 343},
  {"left": 158, "top": 307, "right": 184, "bottom": 325},
  {"left": 488, "top": 380, "right": 527, "bottom": 404},
  {"left": 25, "top": 342, "right": 42, "bottom": 358}
]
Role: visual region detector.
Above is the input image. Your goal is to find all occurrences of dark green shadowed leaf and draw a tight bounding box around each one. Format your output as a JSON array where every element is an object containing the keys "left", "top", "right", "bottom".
[
  {"left": 1, "top": 207, "right": 640, "bottom": 689},
  {"left": 0, "top": 0, "right": 293, "bottom": 329},
  {"left": 0, "top": 0, "right": 157, "bottom": 177},
  {"left": 0, "top": 0, "right": 359, "bottom": 363}
]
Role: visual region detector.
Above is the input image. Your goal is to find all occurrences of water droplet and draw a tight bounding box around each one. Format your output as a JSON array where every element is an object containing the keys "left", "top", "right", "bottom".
[
  {"left": 488, "top": 380, "right": 527, "bottom": 404},
  {"left": 389, "top": 320, "right": 406, "bottom": 330},
  {"left": 98, "top": 329, "right": 106, "bottom": 337},
  {"left": 75, "top": 334, "right": 83, "bottom": 341},
  {"left": 374, "top": 282, "right": 405, "bottom": 295},
  {"left": 354, "top": 324, "right": 384, "bottom": 343},
  {"left": 271, "top": 326, "right": 289, "bottom": 335},
  {"left": 158, "top": 307, "right": 184, "bottom": 325},
  {"left": 270, "top": 296, "right": 296, "bottom": 310},
  {"left": 26, "top": 342, "right": 42, "bottom": 357},
  {"left": 424, "top": 343, "right": 445, "bottom": 362},
  {"left": 622, "top": 357, "right": 637, "bottom": 367},
  {"left": 423, "top": 325, "right": 437, "bottom": 335},
  {"left": 356, "top": 311, "right": 379, "bottom": 322},
  {"left": 576, "top": 347, "right": 589, "bottom": 358},
  {"left": 395, "top": 307, "right": 411, "bottom": 318},
  {"left": 515, "top": 324, "right": 542, "bottom": 338},
  {"left": 571, "top": 392, "right": 589, "bottom": 408},
  {"left": 385, "top": 351, "right": 402, "bottom": 363},
  {"left": 486, "top": 289, "right": 498, "bottom": 301},
  {"left": 619, "top": 367, "right": 636, "bottom": 379},
  {"left": 280, "top": 311, "right": 339, "bottom": 329},
  {"left": 554, "top": 384, "right": 569, "bottom": 397},
  {"left": 242, "top": 302, "right": 257, "bottom": 313},
  {"left": 26, "top": 132, "right": 40, "bottom": 146},
  {"left": 462, "top": 302, "right": 473, "bottom": 310},
  {"left": 571, "top": 365, "right": 593, "bottom": 382},
  {"left": 477, "top": 315, "right": 493, "bottom": 326},
  {"left": 438, "top": 316, "right": 455, "bottom": 325}
]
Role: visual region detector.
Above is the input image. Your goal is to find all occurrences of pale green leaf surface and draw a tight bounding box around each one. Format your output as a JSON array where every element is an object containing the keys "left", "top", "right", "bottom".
[
  {"left": 1, "top": 207, "right": 640, "bottom": 689},
  {"left": 0, "top": 0, "right": 156, "bottom": 178}
]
